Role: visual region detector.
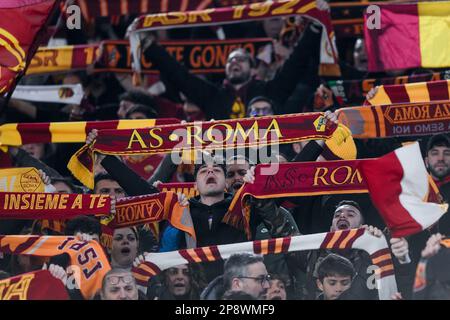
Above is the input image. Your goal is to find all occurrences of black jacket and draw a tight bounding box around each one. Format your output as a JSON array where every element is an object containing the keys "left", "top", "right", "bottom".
[
  {"left": 188, "top": 194, "right": 248, "bottom": 248},
  {"left": 144, "top": 26, "right": 321, "bottom": 119}
]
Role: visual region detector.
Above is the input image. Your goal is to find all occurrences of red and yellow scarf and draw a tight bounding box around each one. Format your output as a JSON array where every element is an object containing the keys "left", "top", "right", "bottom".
[
  {"left": 0, "top": 236, "right": 111, "bottom": 300},
  {"left": 0, "top": 118, "right": 178, "bottom": 149},
  {"left": 68, "top": 113, "right": 335, "bottom": 189},
  {"left": 367, "top": 80, "right": 450, "bottom": 106}
]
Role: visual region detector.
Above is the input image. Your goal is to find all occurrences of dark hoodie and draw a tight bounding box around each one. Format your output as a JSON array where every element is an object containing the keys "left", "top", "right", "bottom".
[{"left": 200, "top": 276, "right": 226, "bottom": 300}]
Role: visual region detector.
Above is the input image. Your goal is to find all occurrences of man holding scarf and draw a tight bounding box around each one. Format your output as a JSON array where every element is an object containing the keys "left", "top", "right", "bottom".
[{"left": 137, "top": 1, "right": 330, "bottom": 120}]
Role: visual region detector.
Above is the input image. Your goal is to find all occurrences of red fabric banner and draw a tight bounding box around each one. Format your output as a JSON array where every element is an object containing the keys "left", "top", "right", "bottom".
[
  {"left": 0, "top": 0, "right": 61, "bottom": 95},
  {"left": 0, "top": 270, "right": 68, "bottom": 300},
  {"left": 0, "top": 192, "right": 111, "bottom": 219}
]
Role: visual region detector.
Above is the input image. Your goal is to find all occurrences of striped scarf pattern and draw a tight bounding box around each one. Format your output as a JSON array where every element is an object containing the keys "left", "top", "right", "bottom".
[
  {"left": 0, "top": 118, "right": 178, "bottom": 148},
  {"left": 132, "top": 228, "right": 397, "bottom": 300},
  {"left": 367, "top": 80, "right": 450, "bottom": 106}
]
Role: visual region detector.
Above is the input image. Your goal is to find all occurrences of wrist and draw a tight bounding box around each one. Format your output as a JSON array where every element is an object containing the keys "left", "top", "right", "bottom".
[{"left": 398, "top": 253, "right": 411, "bottom": 264}]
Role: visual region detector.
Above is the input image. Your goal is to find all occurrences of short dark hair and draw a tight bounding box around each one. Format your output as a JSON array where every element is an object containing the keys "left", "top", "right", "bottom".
[
  {"left": 315, "top": 253, "right": 356, "bottom": 282},
  {"left": 334, "top": 200, "right": 364, "bottom": 224},
  {"left": 269, "top": 273, "right": 290, "bottom": 287},
  {"left": 65, "top": 216, "right": 101, "bottom": 236},
  {"left": 223, "top": 253, "right": 264, "bottom": 291},
  {"left": 51, "top": 177, "right": 78, "bottom": 193},
  {"left": 125, "top": 104, "right": 158, "bottom": 119},
  {"left": 427, "top": 134, "right": 450, "bottom": 153},
  {"left": 194, "top": 153, "right": 227, "bottom": 179},
  {"left": 335, "top": 200, "right": 362, "bottom": 214},
  {"left": 119, "top": 90, "right": 157, "bottom": 110},
  {"left": 94, "top": 173, "right": 116, "bottom": 189}
]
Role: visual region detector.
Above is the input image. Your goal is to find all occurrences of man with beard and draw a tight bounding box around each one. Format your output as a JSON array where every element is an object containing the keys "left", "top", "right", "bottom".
[
  {"left": 300, "top": 200, "right": 382, "bottom": 299},
  {"left": 225, "top": 155, "right": 252, "bottom": 195},
  {"left": 201, "top": 253, "right": 270, "bottom": 300},
  {"left": 139, "top": 6, "right": 327, "bottom": 120},
  {"left": 425, "top": 134, "right": 450, "bottom": 187},
  {"left": 255, "top": 198, "right": 382, "bottom": 300}
]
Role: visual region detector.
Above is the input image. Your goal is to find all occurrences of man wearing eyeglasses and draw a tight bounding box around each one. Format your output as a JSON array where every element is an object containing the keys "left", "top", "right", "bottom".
[
  {"left": 202, "top": 253, "right": 270, "bottom": 300},
  {"left": 100, "top": 268, "right": 139, "bottom": 300},
  {"left": 247, "top": 96, "right": 274, "bottom": 118}
]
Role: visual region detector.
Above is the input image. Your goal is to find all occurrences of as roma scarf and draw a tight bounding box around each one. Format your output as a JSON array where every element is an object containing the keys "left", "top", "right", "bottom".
[
  {"left": 0, "top": 236, "right": 111, "bottom": 300},
  {"left": 0, "top": 168, "right": 44, "bottom": 193},
  {"left": 226, "top": 149, "right": 445, "bottom": 239},
  {"left": 337, "top": 101, "right": 450, "bottom": 139},
  {"left": 102, "top": 191, "right": 196, "bottom": 240},
  {"left": 72, "top": 0, "right": 214, "bottom": 22},
  {"left": 27, "top": 44, "right": 97, "bottom": 76},
  {"left": 68, "top": 113, "right": 335, "bottom": 189},
  {"left": 158, "top": 182, "right": 197, "bottom": 199},
  {"left": 129, "top": 0, "right": 340, "bottom": 77},
  {"left": 27, "top": 39, "right": 271, "bottom": 76},
  {"left": 367, "top": 80, "right": 450, "bottom": 106},
  {"left": 131, "top": 229, "right": 398, "bottom": 300},
  {"left": 328, "top": 70, "right": 450, "bottom": 106},
  {"left": 11, "top": 84, "right": 84, "bottom": 105},
  {"left": 225, "top": 160, "right": 367, "bottom": 238},
  {"left": 0, "top": 270, "right": 68, "bottom": 300},
  {"left": 95, "top": 38, "right": 272, "bottom": 75},
  {"left": 0, "top": 191, "right": 195, "bottom": 239},
  {"left": 0, "top": 192, "right": 110, "bottom": 219},
  {"left": 0, "top": 118, "right": 178, "bottom": 148}
]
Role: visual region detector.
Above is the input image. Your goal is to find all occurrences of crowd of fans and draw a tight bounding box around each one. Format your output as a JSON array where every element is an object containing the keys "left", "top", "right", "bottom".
[{"left": 0, "top": 0, "right": 449, "bottom": 300}]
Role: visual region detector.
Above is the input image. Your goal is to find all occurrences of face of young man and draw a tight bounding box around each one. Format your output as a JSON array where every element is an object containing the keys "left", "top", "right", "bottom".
[
  {"left": 317, "top": 275, "right": 352, "bottom": 300},
  {"left": 110, "top": 228, "right": 138, "bottom": 268},
  {"left": 426, "top": 145, "right": 450, "bottom": 180},
  {"left": 195, "top": 164, "right": 226, "bottom": 197},
  {"left": 165, "top": 265, "right": 192, "bottom": 297},
  {"left": 94, "top": 179, "right": 126, "bottom": 199},
  {"left": 232, "top": 262, "right": 270, "bottom": 300},
  {"left": 266, "top": 279, "right": 287, "bottom": 300},
  {"left": 101, "top": 272, "right": 139, "bottom": 300},
  {"left": 226, "top": 161, "right": 250, "bottom": 194},
  {"left": 225, "top": 50, "right": 252, "bottom": 85},
  {"left": 331, "top": 204, "right": 363, "bottom": 231}
]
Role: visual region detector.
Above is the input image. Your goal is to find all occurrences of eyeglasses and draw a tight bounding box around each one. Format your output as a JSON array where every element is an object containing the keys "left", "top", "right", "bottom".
[
  {"left": 249, "top": 108, "right": 273, "bottom": 117},
  {"left": 237, "top": 274, "right": 272, "bottom": 286},
  {"left": 106, "top": 275, "right": 135, "bottom": 286},
  {"left": 227, "top": 55, "right": 250, "bottom": 64}
]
